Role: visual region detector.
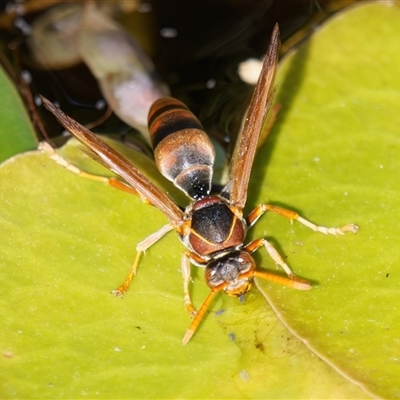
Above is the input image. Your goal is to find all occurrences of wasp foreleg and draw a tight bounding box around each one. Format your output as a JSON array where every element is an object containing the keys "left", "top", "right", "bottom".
[{"left": 244, "top": 238, "right": 311, "bottom": 289}]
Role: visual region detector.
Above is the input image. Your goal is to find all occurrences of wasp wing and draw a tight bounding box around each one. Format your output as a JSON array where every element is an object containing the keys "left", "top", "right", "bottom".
[
  {"left": 42, "top": 97, "right": 185, "bottom": 228},
  {"left": 224, "top": 23, "right": 280, "bottom": 209}
]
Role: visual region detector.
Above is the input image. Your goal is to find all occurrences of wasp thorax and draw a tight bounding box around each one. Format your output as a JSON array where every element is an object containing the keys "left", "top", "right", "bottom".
[
  {"left": 148, "top": 97, "right": 215, "bottom": 200},
  {"left": 205, "top": 251, "right": 256, "bottom": 296},
  {"left": 189, "top": 196, "right": 247, "bottom": 256}
]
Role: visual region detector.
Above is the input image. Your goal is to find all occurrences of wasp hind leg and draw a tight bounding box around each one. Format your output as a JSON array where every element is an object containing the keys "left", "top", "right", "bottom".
[
  {"left": 39, "top": 141, "right": 144, "bottom": 199},
  {"left": 247, "top": 204, "right": 359, "bottom": 235}
]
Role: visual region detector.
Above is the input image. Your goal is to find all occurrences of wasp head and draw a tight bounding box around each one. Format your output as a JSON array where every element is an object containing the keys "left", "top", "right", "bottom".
[{"left": 205, "top": 251, "right": 256, "bottom": 297}]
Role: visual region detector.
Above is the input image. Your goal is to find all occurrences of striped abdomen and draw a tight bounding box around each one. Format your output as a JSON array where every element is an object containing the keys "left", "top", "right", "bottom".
[{"left": 148, "top": 97, "right": 215, "bottom": 200}]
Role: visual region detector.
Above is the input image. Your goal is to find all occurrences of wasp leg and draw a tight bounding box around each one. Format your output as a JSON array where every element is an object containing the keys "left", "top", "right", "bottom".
[
  {"left": 244, "top": 238, "right": 310, "bottom": 288},
  {"left": 182, "top": 290, "right": 218, "bottom": 345},
  {"left": 181, "top": 253, "right": 197, "bottom": 316},
  {"left": 39, "top": 141, "right": 147, "bottom": 201},
  {"left": 181, "top": 251, "right": 207, "bottom": 316},
  {"left": 112, "top": 223, "right": 174, "bottom": 297},
  {"left": 246, "top": 203, "right": 359, "bottom": 235}
]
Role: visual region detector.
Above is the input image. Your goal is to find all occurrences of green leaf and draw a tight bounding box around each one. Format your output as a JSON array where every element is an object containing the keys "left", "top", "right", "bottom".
[
  {"left": 0, "top": 64, "right": 37, "bottom": 162},
  {"left": 1, "top": 2, "right": 398, "bottom": 398},
  {"left": 0, "top": 139, "right": 365, "bottom": 399},
  {"left": 252, "top": 2, "right": 400, "bottom": 398}
]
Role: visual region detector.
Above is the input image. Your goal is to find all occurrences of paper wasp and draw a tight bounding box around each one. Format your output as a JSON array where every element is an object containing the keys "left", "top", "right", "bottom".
[{"left": 42, "top": 24, "right": 358, "bottom": 344}]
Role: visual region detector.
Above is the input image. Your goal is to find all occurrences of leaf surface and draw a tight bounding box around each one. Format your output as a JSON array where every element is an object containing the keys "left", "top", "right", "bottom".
[{"left": 1, "top": 3, "right": 398, "bottom": 398}]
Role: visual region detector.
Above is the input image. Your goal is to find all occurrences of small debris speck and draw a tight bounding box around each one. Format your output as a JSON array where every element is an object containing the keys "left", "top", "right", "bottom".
[{"left": 239, "top": 369, "right": 250, "bottom": 382}]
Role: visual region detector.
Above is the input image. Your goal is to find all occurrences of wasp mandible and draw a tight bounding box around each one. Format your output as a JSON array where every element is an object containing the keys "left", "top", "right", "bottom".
[{"left": 42, "top": 24, "right": 358, "bottom": 344}]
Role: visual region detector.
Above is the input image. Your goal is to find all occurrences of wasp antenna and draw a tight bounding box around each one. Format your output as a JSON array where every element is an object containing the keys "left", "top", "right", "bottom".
[
  {"left": 254, "top": 271, "right": 311, "bottom": 290},
  {"left": 182, "top": 291, "right": 217, "bottom": 345}
]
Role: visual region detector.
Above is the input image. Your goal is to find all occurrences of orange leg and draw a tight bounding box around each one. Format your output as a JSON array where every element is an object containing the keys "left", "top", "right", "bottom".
[
  {"left": 182, "top": 290, "right": 217, "bottom": 345},
  {"left": 181, "top": 252, "right": 197, "bottom": 316},
  {"left": 40, "top": 141, "right": 151, "bottom": 203},
  {"left": 112, "top": 223, "right": 174, "bottom": 297},
  {"left": 244, "top": 238, "right": 310, "bottom": 288},
  {"left": 181, "top": 251, "right": 208, "bottom": 316},
  {"left": 246, "top": 203, "right": 359, "bottom": 235}
]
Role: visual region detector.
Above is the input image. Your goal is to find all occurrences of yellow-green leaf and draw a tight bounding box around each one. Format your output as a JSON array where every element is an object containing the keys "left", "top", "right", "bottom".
[
  {"left": 253, "top": 2, "right": 400, "bottom": 398},
  {"left": 0, "top": 141, "right": 365, "bottom": 399},
  {"left": 1, "top": 2, "right": 398, "bottom": 398}
]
